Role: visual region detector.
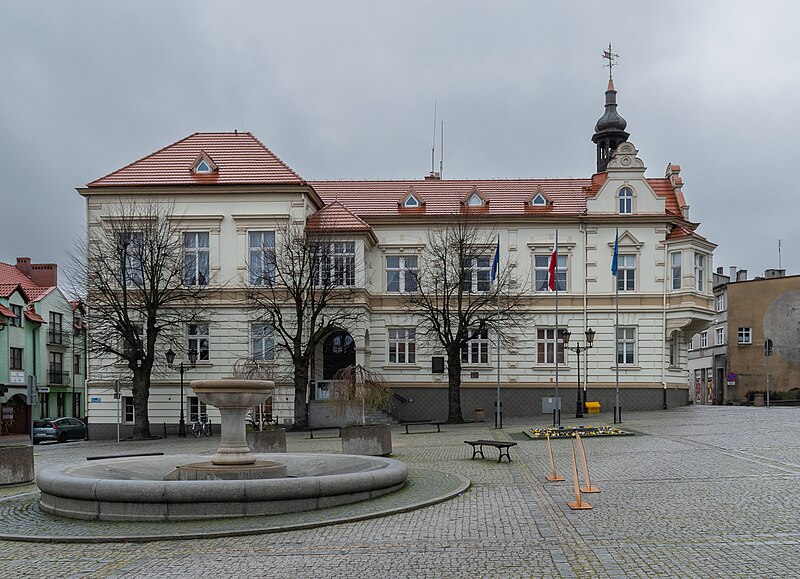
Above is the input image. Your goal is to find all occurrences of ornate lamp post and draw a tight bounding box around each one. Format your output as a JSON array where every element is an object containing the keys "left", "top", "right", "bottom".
[
  {"left": 561, "top": 328, "right": 596, "bottom": 419},
  {"left": 166, "top": 347, "right": 198, "bottom": 437}
]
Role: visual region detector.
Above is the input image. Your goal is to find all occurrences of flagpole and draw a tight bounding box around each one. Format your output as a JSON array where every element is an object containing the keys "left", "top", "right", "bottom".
[
  {"left": 495, "top": 234, "right": 501, "bottom": 429},
  {"left": 554, "top": 230, "right": 560, "bottom": 427}
]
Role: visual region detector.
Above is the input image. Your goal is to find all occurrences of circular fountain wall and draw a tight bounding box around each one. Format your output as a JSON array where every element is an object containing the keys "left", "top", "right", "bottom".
[{"left": 37, "top": 452, "right": 408, "bottom": 521}]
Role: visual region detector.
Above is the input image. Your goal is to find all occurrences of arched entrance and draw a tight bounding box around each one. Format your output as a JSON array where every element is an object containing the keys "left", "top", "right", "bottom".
[
  {"left": 2, "top": 394, "right": 31, "bottom": 435},
  {"left": 323, "top": 331, "right": 356, "bottom": 379}
]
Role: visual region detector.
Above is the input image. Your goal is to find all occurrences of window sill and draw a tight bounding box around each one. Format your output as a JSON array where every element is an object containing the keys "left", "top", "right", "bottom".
[
  {"left": 382, "top": 364, "right": 421, "bottom": 370},
  {"left": 461, "top": 364, "right": 494, "bottom": 370},
  {"left": 610, "top": 365, "right": 641, "bottom": 370}
]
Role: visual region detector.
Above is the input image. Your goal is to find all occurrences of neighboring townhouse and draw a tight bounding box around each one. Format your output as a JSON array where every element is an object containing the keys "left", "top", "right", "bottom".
[
  {"left": 688, "top": 267, "right": 800, "bottom": 404},
  {"left": 79, "top": 78, "right": 715, "bottom": 437},
  {"left": 0, "top": 258, "right": 85, "bottom": 434}
]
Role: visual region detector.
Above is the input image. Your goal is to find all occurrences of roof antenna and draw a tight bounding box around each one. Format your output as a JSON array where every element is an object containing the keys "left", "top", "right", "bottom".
[
  {"left": 431, "top": 100, "right": 437, "bottom": 176},
  {"left": 439, "top": 121, "right": 444, "bottom": 179},
  {"left": 778, "top": 239, "right": 782, "bottom": 269}
]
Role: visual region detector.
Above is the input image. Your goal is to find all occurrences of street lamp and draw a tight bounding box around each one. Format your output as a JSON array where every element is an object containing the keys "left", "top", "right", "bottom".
[
  {"left": 561, "top": 328, "right": 596, "bottom": 419},
  {"left": 166, "top": 347, "right": 198, "bottom": 437}
]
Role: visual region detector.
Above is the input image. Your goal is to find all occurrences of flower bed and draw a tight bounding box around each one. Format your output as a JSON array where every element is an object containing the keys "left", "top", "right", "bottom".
[{"left": 525, "top": 425, "right": 632, "bottom": 439}]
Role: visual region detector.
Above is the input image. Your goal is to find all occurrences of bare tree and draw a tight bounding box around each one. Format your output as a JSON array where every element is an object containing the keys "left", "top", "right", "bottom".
[
  {"left": 245, "top": 222, "right": 364, "bottom": 429},
  {"left": 405, "top": 215, "right": 526, "bottom": 423},
  {"left": 75, "top": 199, "right": 204, "bottom": 438}
]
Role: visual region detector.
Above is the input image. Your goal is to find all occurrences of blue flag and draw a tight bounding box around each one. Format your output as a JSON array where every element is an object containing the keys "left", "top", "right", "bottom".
[
  {"left": 611, "top": 228, "right": 619, "bottom": 276},
  {"left": 491, "top": 238, "right": 500, "bottom": 282}
]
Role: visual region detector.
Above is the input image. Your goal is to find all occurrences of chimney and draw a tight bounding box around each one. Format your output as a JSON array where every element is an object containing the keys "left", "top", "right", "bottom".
[
  {"left": 30, "top": 263, "right": 57, "bottom": 287},
  {"left": 729, "top": 266, "right": 737, "bottom": 280},
  {"left": 764, "top": 268, "right": 786, "bottom": 279},
  {"left": 736, "top": 269, "right": 748, "bottom": 282},
  {"left": 15, "top": 257, "right": 32, "bottom": 278},
  {"left": 424, "top": 172, "right": 441, "bottom": 180}
]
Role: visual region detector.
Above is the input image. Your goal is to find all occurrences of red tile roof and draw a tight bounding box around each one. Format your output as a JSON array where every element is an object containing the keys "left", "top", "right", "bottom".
[
  {"left": 666, "top": 224, "right": 708, "bottom": 242},
  {"left": 87, "top": 132, "right": 304, "bottom": 188},
  {"left": 309, "top": 178, "right": 681, "bottom": 219},
  {"left": 24, "top": 304, "right": 45, "bottom": 324},
  {"left": 306, "top": 201, "right": 378, "bottom": 243},
  {"left": 0, "top": 304, "right": 16, "bottom": 319},
  {"left": 0, "top": 263, "right": 56, "bottom": 301}
]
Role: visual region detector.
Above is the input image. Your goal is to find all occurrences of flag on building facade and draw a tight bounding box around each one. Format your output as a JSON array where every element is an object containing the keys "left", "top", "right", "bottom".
[
  {"left": 548, "top": 236, "right": 558, "bottom": 291},
  {"left": 491, "top": 237, "right": 500, "bottom": 282},
  {"left": 611, "top": 228, "right": 619, "bottom": 276}
]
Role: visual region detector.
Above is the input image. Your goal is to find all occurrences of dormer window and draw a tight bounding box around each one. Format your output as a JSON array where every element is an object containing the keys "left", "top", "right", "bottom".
[
  {"left": 191, "top": 150, "right": 218, "bottom": 174},
  {"left": 195, "top": 159, "right": 212, "bottom": 173},
  {"left": 466, "top": 192, "right": 484, "bottom": 207},
  {"left": 403, "top": 194, "right": 420, "bottom": 208},
  {"left": 618, "top": 187, "right": 633, "bottom": 214},
  {"left": 531, "top": 193, "right": 547, "bottom": 206}
]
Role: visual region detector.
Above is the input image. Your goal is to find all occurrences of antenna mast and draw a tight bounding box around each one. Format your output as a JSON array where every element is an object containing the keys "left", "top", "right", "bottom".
[
  {"left": 778, "top": 239, "right": 782, "bottom": 269},
  {"left": 431, "top": 101, "right": 437, "bottom": 175},
  {"left": 439, "top": 121, "right": 444, "bottom": 178}
]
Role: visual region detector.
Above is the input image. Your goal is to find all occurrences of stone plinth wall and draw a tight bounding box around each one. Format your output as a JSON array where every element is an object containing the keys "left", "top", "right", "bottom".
[{"left": 0, "top": 444, "right": 34, "bottom": 485}]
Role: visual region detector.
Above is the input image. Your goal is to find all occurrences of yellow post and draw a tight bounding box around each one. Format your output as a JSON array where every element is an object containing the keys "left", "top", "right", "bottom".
[
  {"left": 567, "top": 443, "right": 592, "bottom": 510},
  {"left": 545, "top": 433, "right": 565, "bottom": 482},
  {"left": 575, "top": 431, "right": 600, "bottom": 493}
]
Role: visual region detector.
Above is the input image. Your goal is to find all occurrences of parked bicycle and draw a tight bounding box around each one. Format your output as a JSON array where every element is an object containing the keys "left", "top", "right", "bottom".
[{"left": 192, "top": 414, "right": 212, "bottom": 438}]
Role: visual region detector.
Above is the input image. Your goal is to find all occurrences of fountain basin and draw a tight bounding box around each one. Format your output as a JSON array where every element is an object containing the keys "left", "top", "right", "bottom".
[{"left": 37, "top": 453, "right": 408, "bottom": 521}]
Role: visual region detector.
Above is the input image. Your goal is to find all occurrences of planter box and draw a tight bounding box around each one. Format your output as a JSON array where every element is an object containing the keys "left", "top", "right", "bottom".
[
  {"left": 0, "top": 443, "right": 34, "bottom": 485},
  {"left": 341, "top": 424, "right": 392, "bottom": 457},
  {"left": 246, "top": 428, "right": 287, "bottom": 453}
]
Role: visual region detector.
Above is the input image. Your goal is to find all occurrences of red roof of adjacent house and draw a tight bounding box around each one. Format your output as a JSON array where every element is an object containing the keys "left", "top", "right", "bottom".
[
  {"left": 306, "top": 201, "right": 378, "bottom": 243},
  {"left": 308, "top": 178, "right": 681, "bottom": 219},
  {"left": 0, "top": 304, "right": 17, "bottom": 319},
  {"left": 0, "top": 264, "right": 57, "bottom": 302},
  {"left": 87, "top": 132, "right": 304, "bottom": 188},
  {"left": 24, "top": 304, "right": 45, "bottom": 324},
  {"left": 666, "top": 224, "right": 707, "bottom": 242}
]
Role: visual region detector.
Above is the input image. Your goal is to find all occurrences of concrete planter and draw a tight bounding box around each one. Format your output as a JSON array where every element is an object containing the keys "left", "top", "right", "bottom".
[
  {"left": 0, "top": 443, "right": 34, "bottom": 486},
  {"left": 341, "top": 424, "right": 392, "bottom": 457},
  {"left": 246, "top": 428, "right": 287, "bottom": 453}
]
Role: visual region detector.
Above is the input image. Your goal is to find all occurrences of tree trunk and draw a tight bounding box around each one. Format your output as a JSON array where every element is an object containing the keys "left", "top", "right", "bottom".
[
  {"left": 446, "top": 350, "right": 464, "bottom": 423},
  {"left": 293, "top": 362, "right": 309, "bottom": 429},
  {"left": 131, "top": 370, "right": 152, "bottom": 439}
]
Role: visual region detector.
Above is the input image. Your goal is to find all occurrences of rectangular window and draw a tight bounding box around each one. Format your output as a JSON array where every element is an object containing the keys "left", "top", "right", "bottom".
[
  {"left": 687, "top": 338, "right": 694, "bottom": 352},
  {"left": 694, "top": 253, "right": 706, "bottom": 292},
  {"left": 388, "top": 328, "right": 416, "bottom": 364},
  {"left": 616, "top": 327, "right": 636, "bottom": 365},
  {"left": 668, "top": 338, "right": 678, "bottom": 367},
  {"left": 120, "top": 323, "right": 144, "bottom": 358},
  {"left": 617, "top": 255, "right": 636, "bottom": 291},
  {"left": 183, "top": 231, "right": 210, "bottom": 286},
  {"left": 49, "top": 351, "right": 64, "bottom": 384},
  {"left": 738, "top": 327, "right": 752, "bottom": 344},
  {"left": 700, "top": 331, "right": 708, "bottom": 349},
  {"left": 48, "top": 311, "right": 64, "bottom": 344},
  {"left": 118, "top": 231, "right": 144, "bottom": 287},
  {"left": 716, "top": 294, "right": 725, "bottom": 312},
  {"left": 249, "top": 231, "right": 276, "bottom": 286},
  {"left": 715, "top": 327, "right": 724, "bottom": 346},
  {"left": 123, "top": 396, "right": 134, "bottom": 423},
  {"left": 189, "top": 396, "right": 207, "bottom": 423},
  {"left": 315, "top": 242, "right": 356, "bottom": 287},
  {"left": 537, "top": 328, "right": 565, "bottom": 365},
  {"left": 386, "top": 256, "right": 418, "bottom": 293},
  {"left": 461, "top": 328, "right": 489, "bottom": 364},
  {"left": 9, "top": 304, "right": 22, "bottom": 327},
  {"left": 10, "top": 347, "right": 23, "bottom": 370},
  {"left": 671, "top": 252, "right": 682, "bottom": 290},
  {"left": 73, "top": 354, "right": 81, "bottom": 375},
  {"left": 534, "top": 255, "right": 567, "bottom": 292},
  {"left": 462, "top": 256, "right": 492, "bottom": 293},
  {"left": 188, "top": 323, "right": 210, "bottom": 361},
  {"left": 251, "top": 323, "right": 274, "bottom": 361}
]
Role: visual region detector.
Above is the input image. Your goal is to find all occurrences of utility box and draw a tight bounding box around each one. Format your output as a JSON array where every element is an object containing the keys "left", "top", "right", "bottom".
[
  {"left": 585, "top": 401, "right": 601, "bottom": 414},
  {"left": 542, "top": 396, "right": 561, "bottom": 414}
]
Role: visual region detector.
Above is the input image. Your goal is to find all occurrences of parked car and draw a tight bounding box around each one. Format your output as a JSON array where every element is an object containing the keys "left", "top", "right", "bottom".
[{"left": 32, "top": 417, "right": 87, "bottom": 444}]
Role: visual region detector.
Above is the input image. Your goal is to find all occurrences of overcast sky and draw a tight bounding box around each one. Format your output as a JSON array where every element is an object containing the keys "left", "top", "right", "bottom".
[{"left": 1, "top": 1, "right": 798, "bottom": 280}]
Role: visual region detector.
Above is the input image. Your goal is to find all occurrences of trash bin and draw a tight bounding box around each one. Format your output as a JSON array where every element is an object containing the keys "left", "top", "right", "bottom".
[
  {"left": 753, "top": 393, "right": 765, "bottom": 407},
  {"left": 474, "top": 408, "right": 485, "bottom": 422},
  {"left": 585, "top": 401, "right": 601, "bottom": 414}
]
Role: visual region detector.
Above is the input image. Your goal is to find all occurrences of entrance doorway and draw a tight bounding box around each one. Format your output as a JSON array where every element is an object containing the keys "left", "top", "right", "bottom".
[{"left": 323, "top": 331, "right": 356, "bottom": 379}]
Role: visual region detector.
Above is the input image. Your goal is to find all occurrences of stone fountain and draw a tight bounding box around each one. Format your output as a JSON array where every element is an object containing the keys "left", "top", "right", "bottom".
[{"left": 36, "top": 379, "right": 408, "bottom": 521}]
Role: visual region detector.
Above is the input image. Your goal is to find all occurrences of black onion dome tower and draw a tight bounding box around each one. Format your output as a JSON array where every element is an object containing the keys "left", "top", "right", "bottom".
[{"left": 591, "top": 77, "right": 629, "bottom": 173}]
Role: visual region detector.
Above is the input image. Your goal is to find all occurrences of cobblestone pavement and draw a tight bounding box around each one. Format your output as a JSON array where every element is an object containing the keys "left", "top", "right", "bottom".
[{"left": 2, "top": 406, "right": 800, "bottom": 577}]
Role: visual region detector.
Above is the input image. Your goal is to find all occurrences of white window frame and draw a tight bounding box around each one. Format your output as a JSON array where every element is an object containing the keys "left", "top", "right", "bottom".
[
  {"left": 195, "top": 159, "right": 212, "bottom": 173},
  {"left": 188, "top": 323, "right": 210, "bottom": 361},
  {"left": 403, "top": 194, "right": 420, "bottom": 208},
  {"left": 251, "top": 323, "right": 274, "bottom": 361},
  {"left": 463, "top": 256, "right": 492, "bottom": 293},
  {"left": 316, "top": 241, "right": 356, "bottom": 287},
  {"left": 123, "top": 396, "right": 134, "bottom": 423},
  {"left": 386, "top": 255, "right": 418, "bottom": 293},
  {"left": 715, "top": 327, "right": 724, "bottom": 346},
  {"left": 10, "top": 347, "right": 23, "bottom": 370},
  {"left": 531, "top": 193, "right": 547, "bottom": 206},
  {"left": 537, "top": 328, "right": 566, "bottom": 365},
  {"left": 466, "top": 193, "right": 484, "bottom": 207},
  {"left": 616, "top": 327, "right": 636, "bottom": 365},
  {"left": 189, "top": 396, "right": 207, "bottom": 422},
  {"left": 618, "top": 187, "right": 633, "bottom": 214},
  {"left": 183, "top": 231, "right": 210, "bottom": 286},
  {"left": 387, "top": 328, "right": 416, "bottom": 364},
  {"left": 687, "top": 338, "right": 694, "bottom": 352},
  {"left": 118, "top": 231, "right": 144, "bottom": 287},
  {"left": 617, "top": 254, "right": 636, "bottom": 292},
  {"left": 249, "top": 230, "right": 276, "bottom": 286},
  {"left": 9, "top": 304, "right": 22, "bottom": 327},
  {"left": 461, "top": 328, "right": 489, "bottom": 365},
  {"left": 738, "top": 327, "right": 752, "bottom": 344},
  {"left": 700, "top": 331, "right": 708, "bottom": 349},
  {"left": 715, "top": 293, "right": 725, "bottom": 312},
  {"left": 670, "top": 251, "right": 682, "bottom": 290},
  {"left": 694, "top": 252, "right": 706, "bottom": 292},
  {"left": 534, "top": 254, "right": 567, "bottom": 292}
]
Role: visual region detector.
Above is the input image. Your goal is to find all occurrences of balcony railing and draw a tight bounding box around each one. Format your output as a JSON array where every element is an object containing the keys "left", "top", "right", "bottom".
[
  {"left": 48, "top": 370, "right": 71, "bottom": 386},
  {"left": 47, "top": 329, "right": 72, "bottom": 348}
]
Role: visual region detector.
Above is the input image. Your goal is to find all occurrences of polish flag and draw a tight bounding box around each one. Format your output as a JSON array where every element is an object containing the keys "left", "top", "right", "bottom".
[{"left": 548, "top": 237, "right": 558, "bottom": 291}]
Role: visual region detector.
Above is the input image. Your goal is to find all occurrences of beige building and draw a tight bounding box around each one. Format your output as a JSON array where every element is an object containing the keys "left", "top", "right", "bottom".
[{"left": 80, "top": 80, "right": 715, "bottom": 436}]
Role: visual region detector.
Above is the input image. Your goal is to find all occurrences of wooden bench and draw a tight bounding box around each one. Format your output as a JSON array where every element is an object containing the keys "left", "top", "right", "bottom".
[
  {"left": 464, "top": 440, "right": 518, "bottom": 463},
  {"left": 403, "top": 421, "right": 444, "bottom": 434},
  {"left": 308, "top": 427, "right": 341, "bottom": 439}
]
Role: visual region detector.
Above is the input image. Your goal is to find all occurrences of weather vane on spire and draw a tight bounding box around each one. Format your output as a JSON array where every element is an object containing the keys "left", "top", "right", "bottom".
[{"left": 602, "top": 42, "right": 619, "bottom": 81}]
